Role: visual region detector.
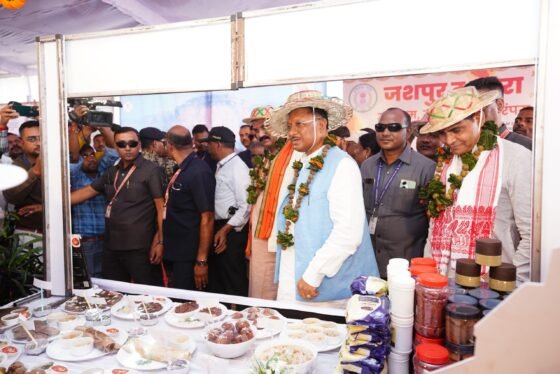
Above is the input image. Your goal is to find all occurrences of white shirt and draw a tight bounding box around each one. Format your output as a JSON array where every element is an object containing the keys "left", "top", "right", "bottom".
[
  {"left": 276, "top": 146, "right": 366, "bottom": 306},
  {"left": 214, "top": 153, "right": 251, "bottom": 231}
]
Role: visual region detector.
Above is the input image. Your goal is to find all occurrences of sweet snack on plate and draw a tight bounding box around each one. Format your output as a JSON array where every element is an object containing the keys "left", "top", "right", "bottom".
[
  {"left": 123, "top": 337, "right": 192, "bottom": 363},
  {"left": 199, "top": 307, "right": 222, "bottom": 317},
  {"left": 285, "top": 319, "right": 343, "bottom": 348},
  {"left": 174, "top": 301, "right": 199, "bottom": 314},
  {"left": 12, "top": 320, "right": 59, "bottom": 342},
  {"left": 75, "top": 326, "right": 120, "bottom": 353},
  {"left": 137, "top": 302, "right": 163, "bottom": 314},
  {"left": 64, "top": 290, "right": 123, "bottom": 313},
  {"left": 206, "top": 320, "right": 255, "bottom": 344},
  {"left": 243, "top": 307, "right": 283, "bottom": 328}
]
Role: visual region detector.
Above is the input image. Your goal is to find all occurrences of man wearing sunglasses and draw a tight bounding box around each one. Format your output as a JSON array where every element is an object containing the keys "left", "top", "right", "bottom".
[
  {"left": 361, "top": 108, "right": 436, "bottom": 278},
  {"left": 71, "top": 127, "right": 166, "bottom": 286}
]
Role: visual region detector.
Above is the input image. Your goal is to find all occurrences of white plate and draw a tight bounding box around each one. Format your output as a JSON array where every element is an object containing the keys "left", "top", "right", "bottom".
[
  {"left": 165, "top": 303, "right": 227, "bottom": 329},
  {"left": 240, "top": 307, "right": 286, "bottom": 339},
  {"left": 0, "top": 345, "right": 22, "bottom": 368},
  {"left": 111, "top": 296, "right": 172, "bottom": 320},
  {"left": 46, "top": 327, "right": 128, "bottom": 362},
  {"left": 280, "top": 321, "right": 346, "bottom": 352},
  {"left": 81, "top": 369, "right": 140, "bottom": 374},
  {"left": 116, "top": 334, "right": 196, "bottom": 371},
  {"left": 7, "top": 324, "right": 61, "bottom": 344},
  {"left": 63, "top": 290, "right": 123, "bottom": 315}
]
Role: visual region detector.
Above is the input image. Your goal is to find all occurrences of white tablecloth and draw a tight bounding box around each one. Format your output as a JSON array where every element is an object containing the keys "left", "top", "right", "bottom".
[{"left": 2, "top": 282, "right": 342, "bottom": 373}]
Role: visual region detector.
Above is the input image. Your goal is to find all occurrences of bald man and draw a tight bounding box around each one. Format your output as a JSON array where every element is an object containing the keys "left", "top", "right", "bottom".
[{"left": 162, "top": 125, "right": 215, "bottom": 290}]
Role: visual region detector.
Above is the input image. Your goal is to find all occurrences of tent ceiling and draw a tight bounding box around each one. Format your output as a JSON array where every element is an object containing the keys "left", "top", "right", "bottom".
[{"left": 0, "top": 0, "right": 308, "bottom": 76}]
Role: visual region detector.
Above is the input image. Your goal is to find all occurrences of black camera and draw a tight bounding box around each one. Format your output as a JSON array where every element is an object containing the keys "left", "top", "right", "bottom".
[
  {"left": 68, "top": 98, "right": 122, "bottom": 128},
  {"left": 8, "top": 101, "right": 39, "bottom": 118}
]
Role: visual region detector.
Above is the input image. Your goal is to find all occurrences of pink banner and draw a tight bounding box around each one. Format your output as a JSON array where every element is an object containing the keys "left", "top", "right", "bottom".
[{"left": 343, "top": 66, "right": 535, "bottom": 131}]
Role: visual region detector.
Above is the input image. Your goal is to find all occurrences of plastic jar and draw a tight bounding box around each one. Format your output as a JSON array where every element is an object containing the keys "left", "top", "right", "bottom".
[
  {"left": 447, "top": 294, "right": 478, "bottom": 306},
  {"left": 415, "top": 273, "right": 448, "bottom": 338},
  {"left": 479, "top": 298, "right": 501, "bottom": 311},
  {"left": 475, "top": 238, "right": 502, "bottom": 267},
  {"left": 410, "top": 265, "right": 437, "bottom": 280},
  {"left": 489, "top": 262, "right": 516, "bottom": 292},
  {"left": 414, "top": 333, "right": 444, "bottom": 347},
  {"left": 411, "top": 258, "right": 437, "bottom": 268},
  {"left": 468, "top": 288, "right": 500, "bottom": 300},
  {"left": 445, "top": 303, "right": 481, "bottom": 345},
  {"left": 445, "top": 341, "right": 474, "bottom": 362},
  {"left": 389, "top": 275, "right": 415, "bottom": 318},
  {"left": 413, "top": 343, "right": 449, "bottom": 373},
  {"left": 455, "top": 259, "right": 481, "bottom": 288}
]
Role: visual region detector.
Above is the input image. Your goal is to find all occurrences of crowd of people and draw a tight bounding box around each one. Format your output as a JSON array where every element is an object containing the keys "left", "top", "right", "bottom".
[{"left": 0, "top": 76, "right": 533, "bottom": 307}]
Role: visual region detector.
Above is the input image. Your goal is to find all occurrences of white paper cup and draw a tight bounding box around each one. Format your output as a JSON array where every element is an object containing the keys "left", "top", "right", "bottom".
[
  {"left": 388, "top": 275, "right": 415, "bottom": 318},
  {"left": 391, "top": 315, "right": 414, "bottom": 354},
  {"left": 388, "top": 350, "right": 410, "bottom": 374}
]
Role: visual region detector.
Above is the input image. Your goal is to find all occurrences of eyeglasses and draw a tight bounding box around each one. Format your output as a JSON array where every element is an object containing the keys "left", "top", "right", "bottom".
[
  {"left": 374, "top": 123, "right": 407, "bottom": 132},
  {"left": 116, "top": 140, "right": 139, "bottom": 149},
  {"left": 25, "top": 136, "right": 41, "bottom": 143}
]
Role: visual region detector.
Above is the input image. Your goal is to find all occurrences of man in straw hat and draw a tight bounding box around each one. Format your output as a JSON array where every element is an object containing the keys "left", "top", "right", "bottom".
[
  {"left": 265, "top": 90, "right": 379, "bottom": 306},
  {"left": 420, "top": 86, "right": 531, "bottom": 282}
]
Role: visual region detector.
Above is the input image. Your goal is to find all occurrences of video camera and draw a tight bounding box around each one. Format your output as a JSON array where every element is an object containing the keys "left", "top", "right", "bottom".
[
  {"left": 8, "top": 101, "right": 39, "bottom": 118},
  {"left": 68, "top": 98, "right": 122, "bottom": 128}
]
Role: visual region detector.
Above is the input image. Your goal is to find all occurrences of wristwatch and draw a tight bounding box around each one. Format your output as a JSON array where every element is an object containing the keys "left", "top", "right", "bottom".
[{"left": 195, "top": 260, "right": 208, "bottom": 267}]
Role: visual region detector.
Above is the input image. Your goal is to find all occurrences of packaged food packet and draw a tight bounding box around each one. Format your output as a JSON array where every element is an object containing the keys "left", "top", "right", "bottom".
[
  {"left": 346, "top": 295, "right": 391, "bottom": 328},
  {"left": 350, "top": 276, "right": 388, "bottom": 296}
]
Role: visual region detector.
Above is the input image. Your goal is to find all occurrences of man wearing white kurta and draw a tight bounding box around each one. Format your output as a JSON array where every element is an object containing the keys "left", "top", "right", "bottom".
[
  {"left": 265, "top": 90, "right": 379, "bottom": 308},
  {"left": 420, "top": 87, "right": 531, "bottom": 283}
]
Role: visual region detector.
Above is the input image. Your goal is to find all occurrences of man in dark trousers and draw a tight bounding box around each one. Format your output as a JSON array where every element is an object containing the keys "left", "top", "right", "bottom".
[
  {"left": 361, "top": 108, "right": 436, "bottom": 278},
  {"left": 162, "top": 125, "right": 215, "bottom": 290},
  {"left": 203, "top": 126, "right": 251, "bottom": 296},
  {"left": 71, "top": 127, "right": 165, "bottom": 285}
]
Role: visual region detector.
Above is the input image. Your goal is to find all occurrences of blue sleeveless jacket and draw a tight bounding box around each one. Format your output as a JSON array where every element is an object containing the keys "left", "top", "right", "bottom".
[{"left": 275, "top": 147, "right": 379, "bottom": 301}]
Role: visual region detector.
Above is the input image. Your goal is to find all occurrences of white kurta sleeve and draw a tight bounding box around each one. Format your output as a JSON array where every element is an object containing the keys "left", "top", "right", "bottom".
[{"left": 302, "top": 158, "right": 367, "bottom": 287}]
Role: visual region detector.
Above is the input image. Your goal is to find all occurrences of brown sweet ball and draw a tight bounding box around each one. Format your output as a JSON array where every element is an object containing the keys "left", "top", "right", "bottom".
[
  {"left": 231, "top": 312, "right": 244, "bottom": 319},
  {"left": 235, "top": 319, "right": 251, "bottom": 331},
  {"left": 221, "top": 321, "right": 235, "bottom": 331},
  {"left": 233, "top": 334, "right": 249, "bottom": 343},
  {"left": 240, "top": 327, "right": 254, "bottom": 340}
]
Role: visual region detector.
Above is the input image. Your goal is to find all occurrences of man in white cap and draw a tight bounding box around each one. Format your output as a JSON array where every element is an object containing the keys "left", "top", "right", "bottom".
[
  {"left": 265, "top": 90, "right": 379, "bottom": 306},
  {"left": 420, "top": 86, "right": 531, "bottom": 282}
]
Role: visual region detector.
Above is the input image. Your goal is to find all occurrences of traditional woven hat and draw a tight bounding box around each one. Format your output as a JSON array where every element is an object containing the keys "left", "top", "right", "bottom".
[
  {"left": 242, "top": 106, "right": 274, "bottom": 124},
  {"left": 420, "top": 87, "right": 500, "bottom": 134},
  {"left": 265, "top": 90, "right": 352, "bottom": 137}
]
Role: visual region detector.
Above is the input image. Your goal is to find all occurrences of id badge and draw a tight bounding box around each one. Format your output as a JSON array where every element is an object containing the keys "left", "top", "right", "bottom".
[
  {"left": 105, "top": 205, "right": 112, "bottom": 218},
  {"left": 368, "top": 215, "right": 378, "bottom": 235}
]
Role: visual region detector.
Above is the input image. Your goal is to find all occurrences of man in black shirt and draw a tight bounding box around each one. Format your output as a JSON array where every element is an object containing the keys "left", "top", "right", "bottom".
[
  {"left": 162, "top": 125, "right": 215, "bottom": 290},
  {"left": 192, "top": 124, "right": 218, "bottom": 172},
  {"left": 71, "top": 127, "right": 165, "bottom": 285}
]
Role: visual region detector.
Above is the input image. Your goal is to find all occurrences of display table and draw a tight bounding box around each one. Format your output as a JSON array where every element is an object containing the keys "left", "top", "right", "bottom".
[{"left": 1, "top": 279, "right": 343, "bottom": 373}]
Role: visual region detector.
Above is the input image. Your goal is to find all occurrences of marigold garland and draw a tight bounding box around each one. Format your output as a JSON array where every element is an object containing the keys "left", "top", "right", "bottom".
[
  {"left": 277, "top": 135, "right": 337, "bottom": 249},
  {"left": 246, "top": 138, "right": 287, "bottom": 204},
  {"left": 418, "top": 121, "right": 499, "bottom": 218}
]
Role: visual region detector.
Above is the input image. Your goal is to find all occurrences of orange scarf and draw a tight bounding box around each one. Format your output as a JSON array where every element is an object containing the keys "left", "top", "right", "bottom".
[{"left": 254, "top": 142, "right": 294, "bottom": 240}]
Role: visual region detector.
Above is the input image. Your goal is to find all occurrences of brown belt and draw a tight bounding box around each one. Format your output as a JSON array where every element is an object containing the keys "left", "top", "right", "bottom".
[{"left": 81, "top": 235, "right": 104, "bottom": 242}]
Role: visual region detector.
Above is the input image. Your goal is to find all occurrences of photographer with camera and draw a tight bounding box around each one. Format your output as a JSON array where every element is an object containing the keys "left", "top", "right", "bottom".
[{"left": 68, "top": 104, "right": 117, "bottom": 163}]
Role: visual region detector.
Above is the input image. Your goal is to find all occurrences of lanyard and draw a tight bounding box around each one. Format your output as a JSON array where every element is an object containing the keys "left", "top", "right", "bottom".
[
  {"left": 374, "top": 158, "right": 403, "bottom": 208},
  {"left": 105, "top": 164, "right": 137, "bottom": 218},
  {"left": 216, "top": 154, "right": 237, "bottom": 175},
  {"left": 163, "top": 168, "right": 182, "bottom": 220},
  {"left": 499, "top": 128, "right": 510, "bottom": 139}
]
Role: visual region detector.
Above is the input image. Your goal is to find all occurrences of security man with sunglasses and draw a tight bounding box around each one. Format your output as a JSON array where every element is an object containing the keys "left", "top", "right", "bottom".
[
  {"left": 71, "top": 127, "right": 165, "bottom": 285},
  {"left": 360, "top": 108, "right": 436, "bottom": 278}
]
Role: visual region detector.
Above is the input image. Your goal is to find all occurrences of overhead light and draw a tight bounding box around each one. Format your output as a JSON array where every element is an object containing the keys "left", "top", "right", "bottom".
[{"left": 0, "top": 70, "right": 9, "bottom": 75}]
